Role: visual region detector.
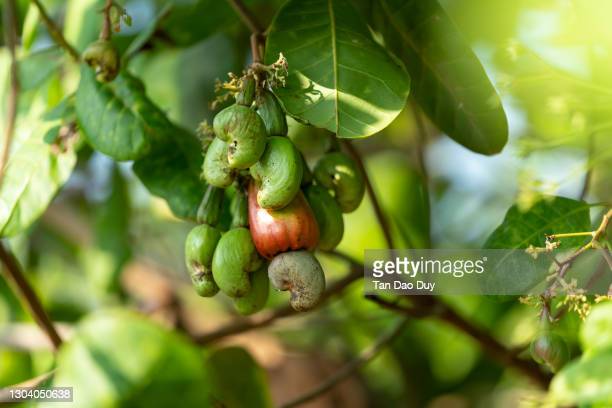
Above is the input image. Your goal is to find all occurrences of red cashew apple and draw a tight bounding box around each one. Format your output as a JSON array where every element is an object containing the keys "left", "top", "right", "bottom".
[{"left": 248, "top": 181, "right": 319, "bottom": 259}]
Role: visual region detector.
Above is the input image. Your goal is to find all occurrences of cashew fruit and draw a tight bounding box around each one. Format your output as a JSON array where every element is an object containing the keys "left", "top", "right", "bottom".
[
  {"left": 304, "top": 185, "right": 344, "bottom": 251},
  {"left": 83, "top": 40, "right": 120, "bottom": 82},
  {"left": 530, "top": 332, "right": 569, "bottom": 372},
  {"left": 248, "top": 181, "right": 319, "bottom": 259},
  {"left": 213, "top": 104, "right": 267, "bottom": 169},
  {"left": 203, "top": 137, "right": 235, "bottom": 188},
  {"left": 268, "top": 251, "right": 325, "bottom": 311},
  {"left": 313, "top": 152, "right": 365, "bottom": 213},
  {"left": 236, "top": 76, "right": 255, "bottom": 107},
  {"left": 212, "top": 228, "right": 263, "bottom": 297},
  {"left": 230, "top": 186, "right": 249, "bottom": 229},
  {"left": 233, "top": 263, "right": 269, "bottom": 315},
  {"left": 250, "top": 136, "right": 303, "bottom": 209},
  {"left": 185, "top": 225, "right": 222, "bottom": 297},
  {"left": 196, "top": 185, "right": 224, "bottom": 226},
  {"left": 256, "top": 90, "right": 287, "bottom": 136}
]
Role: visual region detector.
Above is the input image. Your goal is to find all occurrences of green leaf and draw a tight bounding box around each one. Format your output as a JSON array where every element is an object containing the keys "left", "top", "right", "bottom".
[
  {"left": 265, "top": 0, "right": 410, "bottom": 138},
  {"left": 47, "top": 309, "right": 211, "bottom": 408},
  {"left": 206, "top": 347, "right": 272, "bottom": 408},
  {"left": 374, "top": 0, "right": 508, "bottom": 154},
  {"left": 19, "top": 48, "right": 63, "bottom": 91},
  {"left": 63, "top": 0, "right": 104, "bottom": 52},
  {"left": 550, "top": 351, "right": 612, "bottom": 407},
  {"left": 160, "top": 0, "right": 237, "bottom": 46},
  {"left": 76, "top": 68, "right": 172, "bottom": 161},
  {"left": 21, "top": 3, "right": 40, "bottom": 52},
  {"left": 133, "top": 126, "right": 206, "bottom": 220},
  {"left": 0, "top": 97, "right": 77, "bottom": 238},
  {"left": 581, "top": 302, "right": 612, "bottom": 353},
  {"left": 484, "top": 197, "right": 591, "bottom": 249}
]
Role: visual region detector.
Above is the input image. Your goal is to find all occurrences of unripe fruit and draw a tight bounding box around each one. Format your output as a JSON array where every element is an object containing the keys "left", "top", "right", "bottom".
[
  {"left": 203, "top": 138, "right": 235, "bottom": 188},
  {"left": 212, "top": 228, "right": 263, "bottom": 298},
  {"left": 233, "top": 263, "right": 269, "bottom": 315},
  {"left": 185, "top": 225, "right": 222, "bottom": 297},
  {"left": 313, "top": 152, "right": 365, "bottom": 213},
  {"left": 83, "top": 40, "right": 120, "bottom": 82},
  {"left": 304, "top": 185, "right": 344, "bottom": 251},
  {"left": 213, "top": 104, "right": 267, "bottom": 169},
  {"left": 530, "top": 332, "right": 569, "bottom": 372},
  {"left": 256, "top": 90, "right": 287, "bottom": 136},
  {"left": 250, "top": 136, "right": 303, "bottom": 209},
  {"left": 268, "top": 251, "right": 325, "bottom": 312},
  {"left": 248, "top": 182, "right": 319, "bottom": 259}
]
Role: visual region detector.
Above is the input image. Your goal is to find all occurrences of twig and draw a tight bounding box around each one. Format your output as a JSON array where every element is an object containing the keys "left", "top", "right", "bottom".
[
  {"left": 226, "top": 0, "right": 263, "bottom": 34},
  {"left": 100, "top": 0, "right": 114, "bottom": 41},
  {"left": 31, "top": 0, "right": 80, "bottom": 61},
  {"left": 0, "top": 0, "right": 20, "bottom": 187},
  {"left": 410, "top": 99, "right": 429, "bottom": 181},
  {"left": 280, "top": 317, "right": 409, "bottom": 408},
  {"left": 367, "top": 295, "right": 551, "bottom": 388},
  {"left": 0, "top": 371, "right": 55, "bottom": 403},
  {"left": 579, "top": 133, "right": 594, "bottom": 201},
  {"left": 193, "top": 251, "right": 362, "bottom": 344},
  {"left": 342, "top": 140, "right": 395, "bottom": 249},
  {"left": 0, "top": 241, "right": 63, "bottom": 351}
]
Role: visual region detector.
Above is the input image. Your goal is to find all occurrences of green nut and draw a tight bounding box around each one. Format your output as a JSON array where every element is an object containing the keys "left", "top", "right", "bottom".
[
  {"left": 305, "top": 185, "right": 344, "bottom": 251},
  {"left": 530, "top": 332, "right": 569, "bottom": 373},
  {"left": 233, "top": 263, "right": 269, "bottom": 315},
  {"left": 250, "top": 136, "right": 303, "bottom": 209},
  {"left": 196, "top": 185, "right": 224, "bottom": 226},
  {"left": 313, "top": 152, "right": 365, "bottom": 213},
  {"left": 83, "top": 40, "right": 120, "bottom": 82},
  {"left": 212, "top": 228, "right": 263, "bottom": 298},
  {"left": 213, "top": 104, "right": 267, "bottom": 169},
  {"left": 202, "top": 137, "right": 235, "bottom": 188},
  {"left": 185, "top": 225, "right": 222, "bottom": 297},
  {"left": 268, "top": 251, "right": 325, "bottom": 312},
  {"left": 256, "top": 90, "right": 288, "bottom": 136}
]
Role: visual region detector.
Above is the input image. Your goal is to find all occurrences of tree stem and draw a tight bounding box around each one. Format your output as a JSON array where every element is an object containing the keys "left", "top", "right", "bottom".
[
  {"left": 31, "top": 0, "right": 80, "bottom": 61},
  {"left": 0, "top": 241, "right": 63, "bottom": 351},
  {"left": 280, "top": 317, "right": 408, "bottom": 407}
]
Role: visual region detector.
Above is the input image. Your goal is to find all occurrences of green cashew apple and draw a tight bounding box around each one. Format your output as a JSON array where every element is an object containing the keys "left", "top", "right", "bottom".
[
  {"left": 185, "top": 225, "right": 222, "bottom": 297},
  {"left": 83, "top": 40, "right": 120, "bottom": 82},
  {"left": 212, "top": 228, "right": 263, "bottom": 298},
  {"left": 313, "top": 152, "right": 365, "bottom": 213},
  {"left": 305, "top": 185, "right": 344, "bottom": 251},
  {"left": 196, "top": 185, "right": 224, "bottom": 226},
  {"left": 203, "top": 137, "right": 235, "bottom": 188},
  {"left": 233, "top": 263, "right": 269, "bottom": 315},
  {"left": 530, "top": 332, "right": 569, "bottom": 372},
  {"left": 256, "top": 90, "right": 287, "bottom": 136},
  {"left": 250, "top": 136, "right": 303, "bottom": 209},
  {"left": 213, "top": 104, "right": 267, "bottom": 169},
  {"left": 268, "top": 250, "right": 325, "bottom": 311}
]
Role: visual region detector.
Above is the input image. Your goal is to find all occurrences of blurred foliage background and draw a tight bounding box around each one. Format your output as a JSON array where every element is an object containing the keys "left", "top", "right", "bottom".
[{"left": 0, "top": 0, "right": 611, "bottom": 407}]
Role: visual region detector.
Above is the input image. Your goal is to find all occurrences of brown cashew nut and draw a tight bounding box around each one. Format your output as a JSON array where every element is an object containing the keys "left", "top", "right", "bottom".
[{"left": 268, "top": 251, "right": 325, "bottom": 311}]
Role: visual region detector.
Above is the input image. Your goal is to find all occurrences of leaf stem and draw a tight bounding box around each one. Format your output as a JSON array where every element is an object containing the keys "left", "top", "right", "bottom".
[
  {"left": 226, "top": 0, "right": 264, "bottom": 34},
  {"left": 280, "top": 317, "right": 409, "bottom": 408},
  {"left": 0, "top": 241, "right": 63, "bottom": 351},
  {"left": 31, "top": 0, "right": 80, "bottom": 61},
  {"left": 100, "top": 0, "right": 113, "bottom": 41},
  {"left": 0, "top": 0, "right": 20, "bottom": 187}
]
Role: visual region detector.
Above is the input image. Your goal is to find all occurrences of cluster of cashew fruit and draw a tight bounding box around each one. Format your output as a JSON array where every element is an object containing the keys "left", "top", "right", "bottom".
[{"left": 184, "top": 76, "right": 365, "bottom": 314}]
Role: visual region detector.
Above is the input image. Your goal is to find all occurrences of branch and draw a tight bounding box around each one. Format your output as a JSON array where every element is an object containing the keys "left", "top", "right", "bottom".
[
  {"left": 226, "top": 0, "right": 264, "bottom": 34},
  {"left": 367, "top": 295, "right": 552, "bottom": 388},
  {"left": 31, "top": 0, "right": 80, "bottom": 61},
  {"left": 280, "top": 317, "right": 409, "bottom": 408},
  {"left": 342, "top": 140, "right": 395, "bottom": 249},
  {"left": 193, "top": 251, "right": 362, "bottom": 344},
  {"left": 0, "top": 241, "right": 63, "bottom": 351},
  {"left": 409, "top": 99, "right": 429, "bottom": 181},
  {"left": 0, "top": 371, "right": 55, "bottom": 403},
  {"left": 0, "top": 0, "right": 20, "bottom": 187},
  {"left": 579, "top": 132, "right": 595, "bottom": 201},
  {"left": 100, "top": 0, "right": 114, "bottom": 41}
]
